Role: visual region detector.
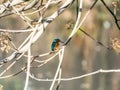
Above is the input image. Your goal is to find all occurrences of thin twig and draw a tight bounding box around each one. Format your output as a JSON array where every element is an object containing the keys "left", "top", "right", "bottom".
[
  {"left": 32, "top": 51, "right": 60, "bottom": 68},
  {"left": 0, "top": 28, "right": 33, "bottom": 33},
  {"left": 0, "top": 51, "right": 58, "bottom": 79},
  {"left": 64, "top": 0, "right": 95, "bottom": 45},
  {"left": 0, "top": 54, "right": 38, "bottom": 79},
  {"left": 29, "top": 69, "right": 120, "bottom": 82},
  {"left": 24, "top": 47, "right": 31, "bottom": 90},
  {"left": 101, "top": 0, "right": 120, "bottom": 30},
  {"left": 0, "top": 0, "right": 39, "bottom": 18},
  {"left": 49, "top": 47, "right": 64, "bottom": 90},
  {"left": 0, "top": 60, "right": 17, "bottom": 76},
  {"left": 55, "top": 51, "right": 63, "bottom": 90},
  {"left": 79, "top": 28, "right": 110, "bottom": 49}
]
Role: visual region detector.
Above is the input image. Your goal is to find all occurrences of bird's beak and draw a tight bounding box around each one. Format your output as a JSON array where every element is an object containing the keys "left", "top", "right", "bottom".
[{"left": 60, "top": 40, "right": 64, "bottom": 43}]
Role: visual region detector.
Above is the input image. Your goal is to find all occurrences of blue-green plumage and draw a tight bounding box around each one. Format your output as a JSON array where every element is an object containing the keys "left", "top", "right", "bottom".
[
  {"left": 51, "top": 38, "right": 63, "bottom": 51},
  {"left": 51, "top": 42, "right": 57, "bottom": 51}
]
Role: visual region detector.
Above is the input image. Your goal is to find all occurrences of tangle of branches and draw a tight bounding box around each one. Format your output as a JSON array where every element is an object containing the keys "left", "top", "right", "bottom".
[{"left": 0, "top": 0, "right": 120, "bottom": 90}]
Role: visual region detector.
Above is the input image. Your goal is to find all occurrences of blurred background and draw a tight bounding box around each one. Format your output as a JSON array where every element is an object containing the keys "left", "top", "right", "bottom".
[{"left": 0, "top": 0, "right": 120, "bottom": 90}]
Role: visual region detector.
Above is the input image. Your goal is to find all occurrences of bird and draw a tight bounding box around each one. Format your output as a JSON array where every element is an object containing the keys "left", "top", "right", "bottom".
[{"left": 51, "top": 38, "right": 64, "bottom": 52}]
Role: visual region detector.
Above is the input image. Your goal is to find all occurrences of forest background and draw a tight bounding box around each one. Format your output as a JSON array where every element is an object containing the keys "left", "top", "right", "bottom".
[{"left": 0, "top": 0, "right": 120, "bottom": 90}]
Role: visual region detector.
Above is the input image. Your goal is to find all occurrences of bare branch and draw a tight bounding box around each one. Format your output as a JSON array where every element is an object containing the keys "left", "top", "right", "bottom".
[{"left": 101, "top": 0, "right": 120, "bottom": 30}]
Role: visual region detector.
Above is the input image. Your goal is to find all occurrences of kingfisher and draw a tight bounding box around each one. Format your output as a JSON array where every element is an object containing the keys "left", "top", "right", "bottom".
[{"left": 51, "top": 38, "right": 64, "bottom": 52}]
